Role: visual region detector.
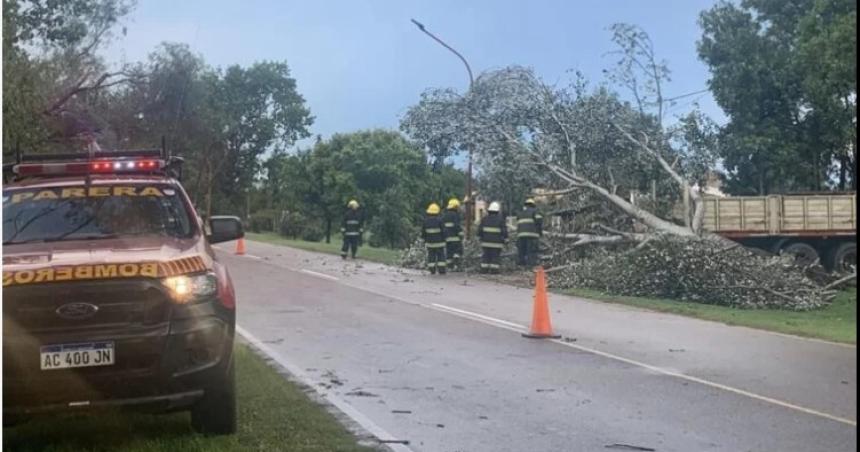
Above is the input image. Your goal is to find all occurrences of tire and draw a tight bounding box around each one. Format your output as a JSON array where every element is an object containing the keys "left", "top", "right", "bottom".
[
  {"left": 781, "top": 242, "right": 820, "bottom": 267},
  {"left": 191, "top": 358, "right": 237, "bottom": 435},
  {"left": 829, "top": 242, "right": 857, "bottom": 275}
]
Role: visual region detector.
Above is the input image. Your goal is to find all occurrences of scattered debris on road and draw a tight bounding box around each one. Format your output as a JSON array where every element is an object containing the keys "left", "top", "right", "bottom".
[
  {"left": 604, "top": 443, "right": 656, "bottom": 451},
  {"left": 345, "top": 390, "right": 379, "bottom": 397}
]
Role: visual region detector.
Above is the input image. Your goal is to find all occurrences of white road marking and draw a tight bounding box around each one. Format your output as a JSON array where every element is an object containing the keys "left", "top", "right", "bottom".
[
  {"left": 244, "top": 254, "right": 263, "bottom": 260},
  {"left": 300, "top": 269, "right": 340, "bottom": 281},
  {"left": 548, "top": 337, "right": 857, "bottom": 427},
  {"left": 430, "top": 303, "right": 527, "bottom": 330},
  {"left": 236, "top": 326, "right": 416, "bottom": 452},
  {"left": 424, "top": 306, "right": 857, "bottom": 427},
  {"left": 226, "top": 244, "right": 858, "bottom": 427}
]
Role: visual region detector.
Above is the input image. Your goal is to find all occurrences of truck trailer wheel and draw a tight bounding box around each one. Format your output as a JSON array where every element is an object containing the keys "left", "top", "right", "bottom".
[
  {"left": 781, "top": 242, "right": 820, "bottom": 267},
  {"left": 829, "top": 242, "right": 857, "bottom": 274}
]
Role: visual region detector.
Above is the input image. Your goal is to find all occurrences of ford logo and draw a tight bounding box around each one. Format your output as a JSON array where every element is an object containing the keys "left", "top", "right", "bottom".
[{"left": 56, "top": 303, "right": 99, "bottom": 320}]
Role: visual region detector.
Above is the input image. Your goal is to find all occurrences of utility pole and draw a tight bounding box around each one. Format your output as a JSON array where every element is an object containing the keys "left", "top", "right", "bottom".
[{"left": 411, "top": 18, "right": 475, "bottom": 238}]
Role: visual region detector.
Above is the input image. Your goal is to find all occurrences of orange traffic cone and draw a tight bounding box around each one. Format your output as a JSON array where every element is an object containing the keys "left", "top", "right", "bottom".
[
  {"left": 235, "top": 237, "right": 246, "bottom": 255},
  {"left": 522, "top": 266, "right": 561, "bottom": 339}
]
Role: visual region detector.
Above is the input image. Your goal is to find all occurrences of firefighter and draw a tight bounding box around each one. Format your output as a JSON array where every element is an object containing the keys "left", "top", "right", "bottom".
[
  {"left": 478, "top": 201, "right": 507, "bottom": 274},
  {"left": 516, "top": 198, "right": 543, "bottom": 267},
  {"left": 442, "top": 198, "right": 464, "bottom": 271},
  {"left": 340, "top": 199, "right": 364, "bottom": 259},
  {"left": 422, "top": 203, "right": 447, "bottom": 274}
]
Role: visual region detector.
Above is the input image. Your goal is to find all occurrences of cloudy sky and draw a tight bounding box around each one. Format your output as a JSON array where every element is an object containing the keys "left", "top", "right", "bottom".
[{"left": 104, "top": 0, "right": 726, "bottom": 150}]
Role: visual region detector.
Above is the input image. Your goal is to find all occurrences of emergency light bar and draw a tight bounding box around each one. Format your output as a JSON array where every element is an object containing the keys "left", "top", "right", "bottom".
[
  {"left": 6, "top": 144, "right": 184, "bottom": 182},
  {"left": 13, "top": 159, "right": 164, "bottom": 177}
]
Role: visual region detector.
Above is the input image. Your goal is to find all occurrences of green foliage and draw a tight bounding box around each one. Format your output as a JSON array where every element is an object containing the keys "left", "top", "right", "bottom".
[
  {"left": 367, "top": 187, "right": 419, "bottom": 249},
  {"left": 2, "top": 0, "right": 135, "bottom": 155},
  {"left": 248, "top": 209, "right": 279, "bottom": 233},
  {"left": 698, "top": 0, "right": 857, "bottom": 193},
  {"left": 261, "top": 130, "right": 464, "bottom": 248}
]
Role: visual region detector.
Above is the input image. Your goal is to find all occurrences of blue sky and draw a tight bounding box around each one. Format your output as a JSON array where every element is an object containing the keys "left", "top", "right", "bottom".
[{"left": 104, "top": 0, "right": 726, "bottom": 150}]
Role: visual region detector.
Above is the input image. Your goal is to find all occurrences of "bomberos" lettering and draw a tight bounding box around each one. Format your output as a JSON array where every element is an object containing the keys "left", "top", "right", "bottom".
[{"left": 8, "top": 186, "right": 165, "bottom": 204}]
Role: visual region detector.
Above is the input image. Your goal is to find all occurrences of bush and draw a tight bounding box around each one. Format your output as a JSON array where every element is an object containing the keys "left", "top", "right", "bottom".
[
  {"left": 368, "top": 216, "right": 417, "bottom": 249},
  {"left": 249, "top": 209, "right": 278, "bottom": 233},
  {"left": 279, "top": 211, "right": 309, "bottom": 239},
  {"left": 300, "top": 227, "right": 324, "bottom": 242}
]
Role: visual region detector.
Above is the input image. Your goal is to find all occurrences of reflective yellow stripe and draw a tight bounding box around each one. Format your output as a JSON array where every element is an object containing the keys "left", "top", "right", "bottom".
[
  {"left": 445, "top": 237, "right": 462, "bottom": 242},
  {"left": 426, "top": 242, "right": 446, "bottom": 248},
  {"left": 482, "top": 227, "right": 502, "bottom": 233},
  {"left": 425, "top": 228, "right": 442, "bottom": 234},
  {"left": 517, "top": 232, "right": 540, "bottom": 238},
  {"left": 346, "top": 220, "right": 360, "bottom": 224},
  {"left": 517, "top": 218, "right": 534, "bottom": 224},
  {"left": 345, "top": 232, "right": 361, "bottom": 236},
  {"left": 444, "top": 222, "right": 455, "bottom": 227},
  {"left": 481, "top": 242, "right": 504, "bottom": 249}
]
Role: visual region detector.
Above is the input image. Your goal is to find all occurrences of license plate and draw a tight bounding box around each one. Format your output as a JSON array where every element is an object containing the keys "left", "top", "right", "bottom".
[{"left": 40, "top": 342, "right": 115, "bottom": 370}]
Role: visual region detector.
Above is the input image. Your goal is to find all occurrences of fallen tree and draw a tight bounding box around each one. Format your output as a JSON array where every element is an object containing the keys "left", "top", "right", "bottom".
[{"left": 399, "top": 24, "right": 841, "bottom": 309}]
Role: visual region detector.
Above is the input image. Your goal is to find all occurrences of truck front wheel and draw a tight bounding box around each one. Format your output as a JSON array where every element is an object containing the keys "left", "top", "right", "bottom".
[
  {"left": 782, "top": 242, "right": 820, "bottom": 267},
  {"left": 829, "top": 242, "right": 857, "bottom": 274},
  {"left": 191, "top": 358, "right": 237, "bottom": 435}
]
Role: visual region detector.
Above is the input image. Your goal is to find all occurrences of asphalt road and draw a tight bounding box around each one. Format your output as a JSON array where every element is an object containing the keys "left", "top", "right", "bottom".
[{"left": 219, "top": 241, "right": 857, "bottom": 452}]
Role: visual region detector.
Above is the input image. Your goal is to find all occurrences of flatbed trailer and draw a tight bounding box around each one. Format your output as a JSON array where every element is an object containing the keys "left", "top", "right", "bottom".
[{"left": 702, "top": 193, "right": 856, "bottom": 273}]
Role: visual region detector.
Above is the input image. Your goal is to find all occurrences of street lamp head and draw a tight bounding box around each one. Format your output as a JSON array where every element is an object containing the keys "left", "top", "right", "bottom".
[{"left": 410, "top": 18, "right": 425, "bottom": 31}]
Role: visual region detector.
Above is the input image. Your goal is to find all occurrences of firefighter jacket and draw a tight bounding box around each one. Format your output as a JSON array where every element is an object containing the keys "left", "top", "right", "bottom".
[
  {"left": 341, "top": 209, "right": 364, "bottom": 237},
  {"left": 422, "top": 215, "right": 446, "bottom": 248},
  {"left": 442, "top": 209, "right": 463, "bottom": 243},
  {"left": 516, "top": 206, "right": 543, "bottom": 238},
  {"left": 478, "top": 213, "right": 508, "bottom": 248}
]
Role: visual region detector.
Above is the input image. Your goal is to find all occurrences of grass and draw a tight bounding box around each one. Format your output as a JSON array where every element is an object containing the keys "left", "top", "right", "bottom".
[
  {"left": 3, "top": 343, "right": 375, "bottom": 452},
  {"left": 246, "top": 231, "right": 402, "bottom": 265},
  {"left": 563, "top": 287, "right": 857, "bottom": 344}
]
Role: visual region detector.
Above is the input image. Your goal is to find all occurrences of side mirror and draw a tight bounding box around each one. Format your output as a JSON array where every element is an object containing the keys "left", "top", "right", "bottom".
[{"left": 208, "top": 216, "right": 244, "bottom": 244}]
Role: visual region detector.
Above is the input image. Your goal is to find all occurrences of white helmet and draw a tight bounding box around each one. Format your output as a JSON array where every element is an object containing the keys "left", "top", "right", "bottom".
[{"left": 488, "top": 201, "right": 501, "bottom": 213}]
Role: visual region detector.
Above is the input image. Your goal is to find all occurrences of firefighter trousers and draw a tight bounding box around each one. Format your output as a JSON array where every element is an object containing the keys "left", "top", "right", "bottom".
[
  {"left": 426, "top": 245, "right": 447, "bottom": 274},
  {"left": 446, "top": 241, "right": 463, "bottom": 269},
  {"left": 517, "top": 237, "right": 539, "bottom": 267},
  {"left": 341, "top": 236, "right": 359, "bottom": 258},
  {"left": 481, "top": 247, "right": 502, "bottom": 273}
]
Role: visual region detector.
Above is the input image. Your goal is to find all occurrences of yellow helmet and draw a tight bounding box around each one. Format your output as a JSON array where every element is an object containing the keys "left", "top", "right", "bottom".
[
  {"left": 347, "top": 199, "right": 359, "bottom": 209},
  {"left": 525, "top": 198, "right": 536, "bottom": 206},
  {"left": 447, "top": 198, "right": 460, "bottom": 210},
  {"left": 426, "top": 203, "right": 441, "bottom": 215}
]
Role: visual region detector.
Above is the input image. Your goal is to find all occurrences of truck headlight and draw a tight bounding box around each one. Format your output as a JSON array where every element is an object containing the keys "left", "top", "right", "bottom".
[{"left": 162, "top": 273, "right": 218, "bottom": 304}]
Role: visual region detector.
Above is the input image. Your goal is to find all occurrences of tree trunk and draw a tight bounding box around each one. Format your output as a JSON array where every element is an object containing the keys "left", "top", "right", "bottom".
[
  {"left": 205, "top": 180, "right": 213, "bottom": 225},
  {"left": 683, "top": 188, "right": 691, "bottom": 228},
  {"left": 325, "top": 217, "right": 332, "bottom": 244},
  {"left": 839, "top": 155, "right": 847, "bottom": 191}
]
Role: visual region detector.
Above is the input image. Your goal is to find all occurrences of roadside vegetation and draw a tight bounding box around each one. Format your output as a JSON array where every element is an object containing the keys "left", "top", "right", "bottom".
[
  {"left": 564, "top": 288, "right": 857, "bottom": 344},
  {"left": 2, "top": 344, "right": 376, "bottom": 452}
]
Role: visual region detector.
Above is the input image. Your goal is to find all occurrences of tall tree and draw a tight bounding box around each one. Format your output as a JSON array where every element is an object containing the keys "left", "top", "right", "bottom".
[
  {"left": 698, "top": 0, "right": 856, "bottom": 193},
  {"left": 2, "top": 0, "right": 136, "bottom": 154}
]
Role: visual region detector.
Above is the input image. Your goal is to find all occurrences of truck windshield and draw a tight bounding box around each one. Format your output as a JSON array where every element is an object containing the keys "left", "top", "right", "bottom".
[{"left": 2, "top": 184, "right": 195, "bottom": 245}]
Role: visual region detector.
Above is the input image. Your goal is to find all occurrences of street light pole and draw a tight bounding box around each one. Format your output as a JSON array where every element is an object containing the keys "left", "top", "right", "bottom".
[{"left": 411, "top": 18, "right": 475, "bottom": 239}]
